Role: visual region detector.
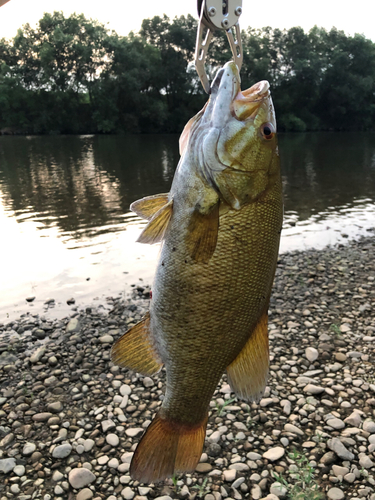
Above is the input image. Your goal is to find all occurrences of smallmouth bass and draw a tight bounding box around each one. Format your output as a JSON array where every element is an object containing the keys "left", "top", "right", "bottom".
[{"left": 111, "top": 61, "right": 283, "bottom": 483}]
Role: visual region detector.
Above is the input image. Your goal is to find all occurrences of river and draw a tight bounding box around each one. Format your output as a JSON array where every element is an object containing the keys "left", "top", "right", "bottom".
[{"left": 0, "top": 132, "right": 374, "bottom": 321}]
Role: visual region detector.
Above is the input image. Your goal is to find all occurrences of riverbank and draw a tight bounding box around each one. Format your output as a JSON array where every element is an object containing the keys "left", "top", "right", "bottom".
[{"left": 1, "top": 235, "right": 375, "bottom": 500}]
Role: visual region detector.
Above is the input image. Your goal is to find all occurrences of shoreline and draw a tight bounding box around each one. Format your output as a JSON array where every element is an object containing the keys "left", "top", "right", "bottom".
[{"left": 1, "top": 235, "right": 375, "bottom": 500}]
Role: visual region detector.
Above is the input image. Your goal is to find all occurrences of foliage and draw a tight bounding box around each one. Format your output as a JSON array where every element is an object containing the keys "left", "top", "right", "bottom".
[
  {"left": 1, "top": 12, "right": 375, "bottom": 134},
  {"left": 272, "top": 449, "right": 323, "bottom": 500}
]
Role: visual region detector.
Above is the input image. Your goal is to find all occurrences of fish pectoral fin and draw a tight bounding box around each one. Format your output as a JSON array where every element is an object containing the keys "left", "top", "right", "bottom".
[
  {"left": 186, "top": 201, "right": 220, "bottom": 263},
  {"left": 110, "top": 312, "right": 163, "bottom": 376},
  {"left": 137, "top": 199, "right": 173, "bottom": 244},
  {"left": 226, "top": 311, "right": 269, "bottom": 402},
  {"left": 131, "top": 193, "right": 170, "bottom": 221},
  {"left": 130, "top": 411, "right": 208, "bottom": 483}
]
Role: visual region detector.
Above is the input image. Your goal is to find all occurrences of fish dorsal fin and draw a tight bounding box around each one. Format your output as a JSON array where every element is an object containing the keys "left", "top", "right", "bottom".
[
  {"left": 131, "top": 193, "right": 170, "bottom": 221},
  {"left": 179, "top": 105, "right": 207, "bottom": 157},
  {"left": 226, "top": 311, "right": 269, "bottom": 402},
  {"left": 186, "top": 201, "right": 219, "bottom": 263},
  {"left": 111, "top": 312, "right": 163, "bottom": 376},
  {"left": 137, "top": 199, "right": 173, "bottom": 244}
]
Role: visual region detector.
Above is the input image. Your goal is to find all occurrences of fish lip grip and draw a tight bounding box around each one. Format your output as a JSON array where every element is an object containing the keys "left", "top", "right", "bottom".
[{"left": 195, "top": 0, "right": 243, "bottom": 93}]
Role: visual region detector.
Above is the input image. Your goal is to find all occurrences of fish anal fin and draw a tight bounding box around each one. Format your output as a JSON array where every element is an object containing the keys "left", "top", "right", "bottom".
[
  {"left": 110, "top": 312, "right": 162, "bottom": 376},
  {"left": 131, "top": 194, "right": 170, "bottom": 221},
  {"left": 227, "top": 312, "right": 269, "bottom": 402},
  {"left": 130, "top": 411, "right": 208, "bottom": 483},
  {"left": 186, "top": 202, "right": 219, "bottom": 263},
  {"left": 137, "top": 199, "right": 173, "bottom": 245}
]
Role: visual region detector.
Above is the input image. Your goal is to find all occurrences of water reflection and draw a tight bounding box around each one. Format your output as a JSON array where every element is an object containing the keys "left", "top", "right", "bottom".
[{"left": 0, "top": 132, "right": 374, "bottom": 321}]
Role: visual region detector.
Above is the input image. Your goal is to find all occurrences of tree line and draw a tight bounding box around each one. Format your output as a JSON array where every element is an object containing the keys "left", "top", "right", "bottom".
[{"left": 0, "top": 11, "right": 374, "bottom": 134}]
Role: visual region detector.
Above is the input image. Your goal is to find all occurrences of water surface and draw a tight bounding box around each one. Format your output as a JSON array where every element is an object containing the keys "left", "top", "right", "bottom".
[{"left": 1, "top": 132, "right": 374, "bottom": 321}]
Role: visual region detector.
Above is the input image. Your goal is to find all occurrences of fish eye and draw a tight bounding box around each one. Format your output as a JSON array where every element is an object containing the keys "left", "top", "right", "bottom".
[{"left": 260, "top": 122, "right": 275, "bottom": 140}]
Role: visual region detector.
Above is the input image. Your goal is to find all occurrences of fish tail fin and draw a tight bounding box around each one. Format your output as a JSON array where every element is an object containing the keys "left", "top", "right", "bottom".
[{"left": 130, "top": 411, "right": 208, "bottom": 483}]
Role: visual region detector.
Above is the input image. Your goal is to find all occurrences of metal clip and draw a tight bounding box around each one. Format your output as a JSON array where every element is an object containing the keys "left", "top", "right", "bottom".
[{"left": 195, "top": 0, "right": 243, "bottom": 93}]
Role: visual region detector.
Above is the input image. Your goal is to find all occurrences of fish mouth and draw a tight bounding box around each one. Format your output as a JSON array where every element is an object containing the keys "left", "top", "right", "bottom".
[{"left": 232, "top": 80, "right": 274, "bottom": 125}]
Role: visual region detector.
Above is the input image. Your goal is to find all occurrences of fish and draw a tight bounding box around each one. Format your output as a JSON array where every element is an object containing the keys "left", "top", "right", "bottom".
[{"left": 111, "top": 60, "right": 283, "bottom": 483}]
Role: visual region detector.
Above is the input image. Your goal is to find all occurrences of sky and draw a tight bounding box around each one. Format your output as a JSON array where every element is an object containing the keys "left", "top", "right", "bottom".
[{"left": 0, "top": 0, "right": 375, "bottom": 42}]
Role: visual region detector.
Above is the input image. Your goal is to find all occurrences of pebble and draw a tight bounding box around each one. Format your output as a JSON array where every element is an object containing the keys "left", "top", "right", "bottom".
[
  {"left": 52, "top": 443, "right": 72, "bottom": 458},
  {"left": 223, "top": 469, "right": 236, "bottom": 481},
  {"left": 326, "top": 418, "right": 345, "bottom": 430},
  {"left": 270, "top": 482, "right": 288, "bottom": 498},
  {"left": 68, "top": 468, "right": 96, "bottom": 489},
  {"left": 327, "top": 438, "right": 354, "bottom": 461},
  {"left": 327, "top": 487, "right": 345, "bottom": 500},
  {"left": 106, "top": 433, "right": 119, "bottom": 446},
  {"left": 303, "top": 384, "right": 325, "bottom": 395},
  {"left": 66, "top": 318, "right": 79, "bottom": 332},
  {"left": 23, "top": 442, "right": 36, "bottom": 455},
  {"left": 0, "top": 458, "right": 16, "bottom": 473},
  {"left": 262, "top": 447, "right": 285, "bottom": 461},
  {"left": 125, "top": 427, "right": 143, "bottom": 437},
  {"left": 305, "top": 347, "right": 318, "bottom": 362},
  {"left": 76, "top": 489, "right": 94, "bottom": 500}
]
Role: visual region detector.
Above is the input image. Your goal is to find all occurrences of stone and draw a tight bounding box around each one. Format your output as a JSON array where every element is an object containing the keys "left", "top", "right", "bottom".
[
  {"left": 52, "top": 470, "right": 64, "bottom": 482},
  {"left": 66, "top": 318, "right": 80, "bottom": 332},
  {"left": 52, "top": 443, "right": 72, "bottom": 459},
  {"left": 68, "top": 468, "right": 96, "bottom": 489},
  {"left": 326, "top": 418, "right": 345, "bottom": 430},
  {"left": 106, "top": 433, "right": 119, "bottom": 446},
  {"left": 305, "top": 347, "right": 319, "bottom": 362},
  {"left": 13, "top": 465, "right": 25, "bottom": 476},
  {"left": 120, "top": 384, "right": 132, "bottom": 396},
  {"left": 344, "top": 412, "right": 362, "bottom": 427},
  {"left": 76, "top": 489, "right": 94, "bottom": 500},
  {"left": 363, "top": 420, "right": 375, "bottom": 433},
  {"left": 196, "top": 463, "right": 213, "bottom": 473},
  {"left": 121, "top": 487, "right": 135, "bottom": 499},
  {"left": 32, "top": 412, "right": 53, "bottom": 422},
  {"left": 320, "top": 452, "right": 337, "bottom": 465},
  {"left": 284, "top": 423, "right": 304, "bottom": 435},
  {"left": 359, "top": 455, "right": 374, "bottom": 468},
  {"left": 108, "top": 458, "right": 119, "bottom": 468},
  {"left": 223, "top": 469, "right": 236, "bottom": 481},
  {"left": 84, "top": 439, "right": 95, "bottom": 452},
  {"left": 30, "top": 346, "right": 46, "bottom": 363},
  {"left": 332, "top": 465, "right": 349, "bottom": 477},
  {"left": 327, "top": 487, "right": 345, "bottom": 500},
  {"left": 303, "top": 384, "right": 325, "bottom": 395},
  {"left": 263, "top": 447, "right": 285, "bottom": 461},
  {"left": 99, "top": 334, "right": 113, "bottom": 343},
  {"left": 0, "top": 458, "right": 16, "bottom": 473},
  {"left": 143, "top": 377, "right": 154, "bottom": 387},
  {"left": 23, "top": 442, "right": 36, "bottom": 455},
  {"left": 125, "top": 428, "right": 143, "bottom": 437},
  {"left": 327, "top": 438, "right": 354, "bottom": 461},
  {"left": 101, "top": 419, "right": 116, "bottom": 432},
  {"left": 48, "top": 401, "right": 63, "bottom": 412},
  {"left": 270, "top": 482, "right": 288, "bottom": 498}
]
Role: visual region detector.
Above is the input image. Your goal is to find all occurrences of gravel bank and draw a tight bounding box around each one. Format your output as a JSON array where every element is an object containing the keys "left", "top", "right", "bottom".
[{"left": 1, "top": 235, "right": 375, "bottom": 500}]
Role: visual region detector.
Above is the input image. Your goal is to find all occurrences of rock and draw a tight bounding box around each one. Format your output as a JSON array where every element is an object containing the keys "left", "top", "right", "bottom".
[
  {"left": 305, "top": 347, "right": 318, "bottom": 362},
  {"left": 66, "top": 318, "right": 80, "bottom": 332},
  {"left": 101, "top": 419, "right": 116, "bottom": 432},
  {"left": 263, "top": 447, "right": 285, "bottom": 461},
  {"left": 284, "top": 423, "right": 304, "bottom": 435},
  {"left": 326, "top": 418, "right": 345, "bottom": 430},
  {"left": 23, "top": 442, "right": 36, "bottom": 455},
  {"left": 143, "top": 377, "right": 154, "bottom": 387},
  {"left": 363, "top": 420, "right": 375, "bottom": 433},
  {"left": 52, "top": 470, "right": 64, "bottom": 482},
  {"left": 32, "top": 412, "right": 53, "bottom": 422},
  {"left": 359, "top": 455, "right": 374, "bottom": 468},
  {"left": 26, "top": 296, "right": 35, "bottom": 302},
  {"left": 108, "top": 458, "right": 119, "bottom": 469},
  {"left": 68, "top": 468, "right": 96, "bottom": 489},
  {"left": 327, "top": 487, "right": 345, "bottom": 500},
  {"left": 270, "top": 482, "right": 288, "bottom": 498},
  {"left": 106, "top": 433, "right": 119, "bottom": 446},
  {"left": 0, "top": 458, "right": 16, "bottom": 473},
  {"left": 223, "top": 469, "right": 236, "bottom": 481},
  {"left": 125, "top": 427, "right": 143, "bottom": 437},
  {"left": 332, "top": 465, "right": 349, "bottom": 477},
  {"left": 67, "top": 297, "right": 76, "bottom": 305},
  {"left": 120, "top": 384, "right": 132, "bottom": 396},
  {"left": 327, "top": 438, "right": 354, "bottom": 461},
  {"left": 30, "top": 346, "right": 46, "bottom": 363},
  {"left": 122, "top": 487, "right": 135, "bottom": 500},
  {"left": 99, "top": 334, "right": 113, "bottom": 343},
  {"left": 13, "top": 465, "right": 25, "bottom": 476},
  {"left": 320, "top": 452, "right": 337, "bottom": 465},
  {"left": 76, "top": 489, "right": 94, "bottom": 500},
  {"left": 196, "top": 463, "right": 213, "bottom": 473},
  {"left": 48, "top": 401, "right": 63, "bottom": 412},
  {"left": 344, "top": 412, "right": 362, "bottom": 427},
  {"left": 84, "top": 439, "right": 95, "bottom": 452},
  {"left": 52, "top": 443, "right": 72, "bottom": 459},
  {"left": 303, "top": 384, "right": 325, "bottom": 395}
]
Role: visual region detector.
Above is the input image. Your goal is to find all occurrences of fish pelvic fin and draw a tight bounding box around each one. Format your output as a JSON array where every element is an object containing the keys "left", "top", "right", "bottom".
[
  {"left": 137, "top": 199, "right": 173, "bottom": 245},
  {"left": 130, "top": 411, "right": 208, "bottom": 483},
  {"left": 131, "top": 194, "right": 170, "bottom": 221},
  {"left": 110, "top": 312, "right": 163, "bottom": 376},
  {"left": 186, "top": 201, "right": 220, "bottom": 263},
  {"left": 226, "top": 311, "right": 269, "bottom": 402}
]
